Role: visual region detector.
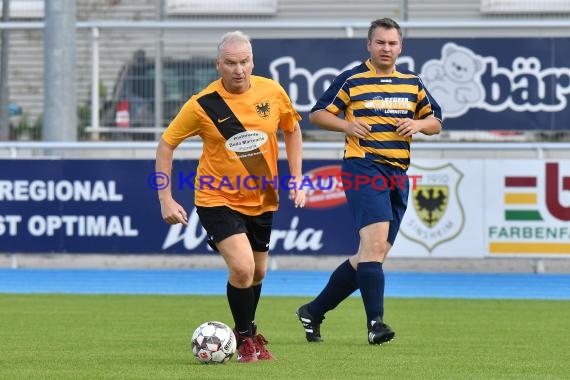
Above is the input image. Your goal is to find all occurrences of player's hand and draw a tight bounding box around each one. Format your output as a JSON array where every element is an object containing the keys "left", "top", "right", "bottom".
[
  {"left": 288, "top": 177, "right": 306, "bottom": 208},
  {"left": 290, "top": 188, "right": 306, "bottom": 208},
  {"left": 159, "top": 198, "right": 188, "bottom": 226},
  {"left": 344, "top": 120, "right": 372, "bottom": 139},
  {"left": 395, "top": 118, "right": 419, "bottom": 137}
]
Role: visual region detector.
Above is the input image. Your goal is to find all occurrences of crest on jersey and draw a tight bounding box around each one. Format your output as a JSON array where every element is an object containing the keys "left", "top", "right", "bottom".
[
  {"left": 255, "top": 100, "right": 271, "bottom": 119},
  {"left": 400, "top": 163, "right": 465, "bottom": 252}
]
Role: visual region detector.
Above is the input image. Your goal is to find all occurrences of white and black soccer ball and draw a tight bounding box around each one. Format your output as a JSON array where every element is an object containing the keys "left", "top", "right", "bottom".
[{"left": 191, "top": 321, "right": 237, "bottom": 364}]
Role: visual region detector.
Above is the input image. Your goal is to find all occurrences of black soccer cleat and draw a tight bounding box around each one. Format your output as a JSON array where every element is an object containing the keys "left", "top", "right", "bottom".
[
  {"left": 296, "top": 304, "right": 323, "bottom": 342},
  {"left": 368, "top": 317, "right": 395, "bottom": 345}
]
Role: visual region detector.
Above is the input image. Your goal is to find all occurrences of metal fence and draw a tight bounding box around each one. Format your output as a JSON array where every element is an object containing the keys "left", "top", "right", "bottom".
[
  {"left": 2, "top": 140, "right": 570, "bottom": 160},
  {"left": 3, "top": 18, "right": 570, "bottom": 142}
]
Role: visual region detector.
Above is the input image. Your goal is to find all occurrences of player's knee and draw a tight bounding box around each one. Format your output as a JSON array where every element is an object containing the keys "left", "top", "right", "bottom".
[
  {"left": 253, "top": 266, "right": 267, "bottom": 283},
  {"left": 375, "top": 240, "right": 390, "bottom": 256},
  {"left": 229, "top": 264, "right": 255, "bottom": 288},
  {"left": 360, "top": 240, "right": 389, "bottom": 260},
  {"left": 375, "top": 241, "right": 390, "bottom": 256}
]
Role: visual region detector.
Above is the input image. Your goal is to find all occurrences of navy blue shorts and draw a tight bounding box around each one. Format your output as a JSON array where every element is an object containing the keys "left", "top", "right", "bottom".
[{"left": 341, "top": 158, "right": 409, "bottom": 245}]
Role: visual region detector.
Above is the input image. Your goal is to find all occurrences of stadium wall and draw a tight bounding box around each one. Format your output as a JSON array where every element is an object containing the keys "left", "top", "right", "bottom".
[{"left": 1, "top": 142, "right": 569, "bottom": 262}]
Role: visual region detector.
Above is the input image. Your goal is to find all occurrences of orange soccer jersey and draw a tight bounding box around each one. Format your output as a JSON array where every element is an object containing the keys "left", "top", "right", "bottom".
[{"left": 162, "top": 75, "right": 301, "bottom": 215}]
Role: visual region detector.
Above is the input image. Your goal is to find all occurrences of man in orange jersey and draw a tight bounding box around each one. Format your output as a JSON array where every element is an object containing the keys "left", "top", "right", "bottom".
[
  {"left": 156, "top": 31, "right": 305, "bottom": 363},
  {"left": 297, "top": 18, "right": 442, "bottom": 345}
]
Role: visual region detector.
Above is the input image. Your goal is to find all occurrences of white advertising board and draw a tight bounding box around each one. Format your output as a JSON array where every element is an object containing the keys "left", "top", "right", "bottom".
[
  {"left": 392, "top": 159, "right": 570, "bottom": 258},
  {"left": 393, "top": 159, "right": 484, "bottom": 258},
  {"left": 484, "top": 160, "right": 570, "bottom": 257}
]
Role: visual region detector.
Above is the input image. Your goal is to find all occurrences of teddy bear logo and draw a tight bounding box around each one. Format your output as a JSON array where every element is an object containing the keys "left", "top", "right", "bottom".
[{"left": 421, "top": 43, "right": 486, "bottom": 118}]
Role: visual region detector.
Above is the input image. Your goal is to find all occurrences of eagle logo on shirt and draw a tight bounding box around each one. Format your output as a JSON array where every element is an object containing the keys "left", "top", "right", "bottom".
[{"left": 255, "top": 101, "right": 271, "bottom": 119}]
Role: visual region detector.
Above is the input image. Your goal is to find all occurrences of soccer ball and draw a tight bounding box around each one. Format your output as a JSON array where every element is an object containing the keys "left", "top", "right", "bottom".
[{"left": 191, "top": 321, "right": 237, "bottom": 364}]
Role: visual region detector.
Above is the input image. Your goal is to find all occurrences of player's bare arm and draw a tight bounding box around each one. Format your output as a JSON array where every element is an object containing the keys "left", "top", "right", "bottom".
[
  {"left": 156, "top": 138, "right": 188, "bottom": 225},
  {"left": 395, "top": 116, "right": 442, "bottom": 137},
  {"left": 309, "top": 109, "right": 372, "bottom": 138},
  {"left": 283, "top": 122, "right": 306, "bottom": 208}
]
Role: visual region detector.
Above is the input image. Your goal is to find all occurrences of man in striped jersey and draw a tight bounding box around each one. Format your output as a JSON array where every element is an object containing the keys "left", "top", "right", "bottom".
[{"left": 297, "top": 18, "right": 442, "bottom": 345}]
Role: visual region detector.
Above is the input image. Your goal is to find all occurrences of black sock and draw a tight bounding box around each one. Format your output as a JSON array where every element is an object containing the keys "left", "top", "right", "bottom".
[
  {"left": 251, "top": 283, "right": 262, "bottom": 332},
  {"left": 310, "top": 259, "right": 358, "bottom": 320},
  {"left": 226, "top": 282, "right": 254, "bottom": 336},
  {"left": 356, "top": 262, "right": 384, "bottom": 324}
]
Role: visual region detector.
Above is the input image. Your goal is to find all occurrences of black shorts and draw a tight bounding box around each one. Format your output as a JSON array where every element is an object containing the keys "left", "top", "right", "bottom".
[{"left": 195, "top": 206, "right": 273, "bottom": 252}]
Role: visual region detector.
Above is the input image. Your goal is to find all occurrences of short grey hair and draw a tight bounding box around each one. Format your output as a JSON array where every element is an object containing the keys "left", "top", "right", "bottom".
[{"left": 217, "top": 31, "right": 252, "bottom": 58}]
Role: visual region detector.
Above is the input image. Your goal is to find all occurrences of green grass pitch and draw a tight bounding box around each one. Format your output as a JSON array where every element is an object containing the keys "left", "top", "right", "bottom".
[{"left": 0, "top": 294, "right": 568, "bottom": 379}]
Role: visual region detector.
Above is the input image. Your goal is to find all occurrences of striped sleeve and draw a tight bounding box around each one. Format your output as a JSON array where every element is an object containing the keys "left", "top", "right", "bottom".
[
  {"left": 417, "top": 77, "right": 443, "bottom": 122},
  {"left": 310, "top": 62, "right": 368, "bottom": 115}
]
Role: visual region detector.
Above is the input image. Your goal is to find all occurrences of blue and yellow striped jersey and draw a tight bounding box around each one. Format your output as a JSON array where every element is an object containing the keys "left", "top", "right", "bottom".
[{"left": 311, "top": 59, "right": 442, "bottom": 170}]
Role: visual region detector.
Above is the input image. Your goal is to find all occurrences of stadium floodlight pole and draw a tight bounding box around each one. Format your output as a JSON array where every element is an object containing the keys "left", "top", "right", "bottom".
[
  {"left": 0, "top": 0, "right": 10, "bottom": 141},
  {"left": 154, "top": 0, "right": 165, "bottom": 140},
  {"left": 399, "top": 0, "right": 408, "bottom": 37},
  {"left": 43, "top": 0, "right": 77, "bottom": 141},
  {"left": 90, "top": 26, "right": 100, "bottom": 140}
]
